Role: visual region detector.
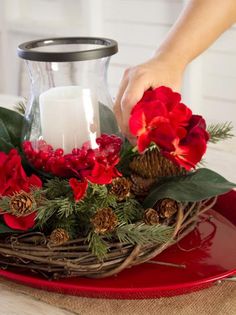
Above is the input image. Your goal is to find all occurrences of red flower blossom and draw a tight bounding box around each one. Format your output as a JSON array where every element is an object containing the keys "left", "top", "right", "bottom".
[
  {"left": 69, "top": 178, "right": 88, "bottom": 202},
  {"left": 3, "top": 212, "right": 36, "bottom": 231},
  {"left": 163, "top": 115, "right": 209, "bottom": 170},
  {"left": 84, "top": 160, "right": 121, "bottom": 185},
  {"left": 129, "top": 86, "right": 192, "bottom": 153},
  {"left": 129, "top": 86, "right": 208, "bottom": 170},
  {"left": 0, "top": 149, "right": 42, "bottom": 231}
]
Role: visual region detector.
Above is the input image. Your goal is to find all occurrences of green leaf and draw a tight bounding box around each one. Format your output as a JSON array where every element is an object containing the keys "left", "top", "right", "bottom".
[
  {"left": 0, "top": 137, "right": 15, "bottom": 153},
  {"left": 117, "top": 139, "right": 138, "bottom": 176},
  {"left": 0, "top": 107, "right": 23, "bottom": 150},
  {"left": 144, "top": 168, "right": 236, "bottom": 207},
  {"left": 0, "top": 222, "right": 18, "bottom": 234},
  {"left": 0, "top": 119, "right": 11, "bottom": 142},
  {"left": 99, "top": 102, "right": 120, "bottom": 135}
]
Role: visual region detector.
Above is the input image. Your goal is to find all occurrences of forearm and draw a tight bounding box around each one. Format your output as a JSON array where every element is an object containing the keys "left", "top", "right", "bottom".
[{"left": 155, "top": 0, "right": 236, "bottom": 69}]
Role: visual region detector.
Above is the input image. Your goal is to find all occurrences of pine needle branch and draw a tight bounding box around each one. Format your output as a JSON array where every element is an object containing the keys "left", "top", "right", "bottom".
[
  {"left": 36, "top": 197, "right": 75, "bottom": 227},
  {"left": 115, "top": 199, "right": 143, "bottom": 224},
  {"left": 88, "top": 232, "right": 108, "bottom": 260},
  {"left": 44, "top": 178, "right": 71, "bottom": 199},
  {"left": 207, "top": 122, "right": 234, "bottom": 143},
  {"left": 0, "top": 196, "right": 11, "bottom": 213},
  {"left": 116, "top": 223, "right": 173, "bottom": 245}
]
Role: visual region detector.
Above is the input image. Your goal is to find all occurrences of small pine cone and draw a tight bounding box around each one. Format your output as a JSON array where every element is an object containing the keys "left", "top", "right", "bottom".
[
  {"left": 156, "top": 198, "right": 179, "bottom": 219},
  {"left": 130, "top": 174, "right": 155, "bottom": 196},
  {"left": 49, "top": 228, "right": 70, "bottom": 246},
  {"left": 91, "top": 207, "right": 118, "bottom": 234},
  {"left": 144, "top": 208, "right": 159, "bottom": 225},
  {"left": 110, "top": 177, "right": 131, "bottom": 201},
  {"left": 10, "top": 192, "right": 35, "bottom": 216},
  {"left": 130, "top": 148, "right": 185, "bottom": 179}
]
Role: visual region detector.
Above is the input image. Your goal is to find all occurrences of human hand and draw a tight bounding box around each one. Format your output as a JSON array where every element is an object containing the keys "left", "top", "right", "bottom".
[{"left": 113, "top": 56, "right": 184, "bottom": 142}]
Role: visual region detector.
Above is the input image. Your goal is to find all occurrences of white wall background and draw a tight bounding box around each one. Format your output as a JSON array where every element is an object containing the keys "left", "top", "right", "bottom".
[{"left": 0, "top": 0, "right": 236, "bottom": 160}]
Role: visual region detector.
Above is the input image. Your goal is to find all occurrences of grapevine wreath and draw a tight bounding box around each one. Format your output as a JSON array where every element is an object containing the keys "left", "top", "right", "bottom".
[{"left": 0, "top": 86, "right": 234, "bottom": 279}]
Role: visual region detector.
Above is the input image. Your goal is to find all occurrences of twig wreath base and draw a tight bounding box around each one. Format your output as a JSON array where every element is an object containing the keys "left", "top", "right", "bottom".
[{"left": 0, "top": 198, "right": 216, "bottom": 279}]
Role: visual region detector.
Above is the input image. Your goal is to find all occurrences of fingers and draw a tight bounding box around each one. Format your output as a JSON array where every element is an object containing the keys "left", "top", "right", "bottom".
[
  {"left": 114, "top": 67, "right": 149, "bottom": 142},
  {"left": 121, "top": 76, "right": 148, "bottom": 137}
]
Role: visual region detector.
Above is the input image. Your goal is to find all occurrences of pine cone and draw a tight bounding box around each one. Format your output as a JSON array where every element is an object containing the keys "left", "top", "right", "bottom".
[
  {"left": 110, "top": 177, "right": 131, "bottom": 201},
  {"left": 49, "top": 228, "right": 70, "bottom": 246},
  {"left": 156, "top": 198, "right": 179, "bottom": 219},
  {"left": 130, "top": 174, "right": 156, "bottom": 196},
  {"left": 10, "top": 192, "right": 35, "bottom": 216},
  {"left": 130, "top": 148, "right": 185, "bottom": 179},
  {"left": 91, "top": 207, "right": 118, "bottom": 234},
  {"left": 144, "top": 208, "right": 159, "bottom": 225}
]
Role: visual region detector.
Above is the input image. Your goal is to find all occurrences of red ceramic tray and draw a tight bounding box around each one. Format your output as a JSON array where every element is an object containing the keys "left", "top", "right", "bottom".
[{"left": 0, "top": 191, "right": 236, "bottom": 299}]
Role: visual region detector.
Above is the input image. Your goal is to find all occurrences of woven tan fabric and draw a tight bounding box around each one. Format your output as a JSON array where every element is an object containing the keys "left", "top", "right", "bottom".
[{"left": 0, "top": 278, "right": 236, "bottom": 315}]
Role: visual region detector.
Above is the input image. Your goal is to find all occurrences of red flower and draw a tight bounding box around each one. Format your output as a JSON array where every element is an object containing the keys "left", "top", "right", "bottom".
[
  {"left": 69, "top": 178, "right": 88, "bottom": 202},
  {"left": 84, "top": 160, "right": 121, "bottom": 185},
  {"left": 163, "top": 115, "right": 209, "bottom": 170},
  {"left": 3, "top": 212, "right": 36, "bottom": 231},
  {"left": 0, "top": 149, "right": 42, "bottom": 231},
  {"left": 129, "top": 86, "right": 192, "bottom": 153},
  {"left": 129, "top": 86, "right": 208, "bottom": 170}
]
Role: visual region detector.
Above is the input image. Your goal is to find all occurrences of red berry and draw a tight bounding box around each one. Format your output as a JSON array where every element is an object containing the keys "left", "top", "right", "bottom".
[
  {"left": 57, "top": 156, "right": 65, "bottom": 165},
  {"left": 55, "top": 148, "right": 64, "bottom": 156},
  {"left": 34, "top": 159, "right": 43, "bottom": 169},
  {"left": 39, "top": 151, "right": 49, "bottom": 161},
  {"left": 72, "top": 148, "right": 80, "bottom": 155}
]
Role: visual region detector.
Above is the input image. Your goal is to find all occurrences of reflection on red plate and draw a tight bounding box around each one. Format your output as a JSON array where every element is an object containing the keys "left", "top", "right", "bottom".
[{"left": 0, "top": 191, "right": 236, "bottom": 299}]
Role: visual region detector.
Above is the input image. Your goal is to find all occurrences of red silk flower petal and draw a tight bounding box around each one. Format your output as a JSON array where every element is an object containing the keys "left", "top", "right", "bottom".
[
  {"left": 129, "top": 85, "right": 209, "bottom": 168},
  {"left": 69, "top": 178, "right": 88, "bottom": 202},
  {"left": 3, "top": 212, "right": 36, "bottom": 231},
  {"left": 165, "top": 127, "right": 208, "bottom": 170},
  {"left": 137, "top": 131, "right": 152, "bottom": 153},
  {"left": 148, "top": 118, "right": 176, "bottom": 151},
  {"left": 86, "top": 161, "right": 120, "bottom": 185},
  {"left": 154, "top": 86, "right": 181, "bottom": 111},
  {"left": 169, "top": 102, "right": 192, "bottom": 129},
  {"left": 129, "top": 109, "right": 146, "bottom": 136},
  {"left": 28, "top": 174, "right": 43, "bottom": 189}
]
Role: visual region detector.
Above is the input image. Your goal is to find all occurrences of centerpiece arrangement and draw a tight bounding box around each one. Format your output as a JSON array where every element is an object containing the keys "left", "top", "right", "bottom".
[{"left": 0, "top": 37, "right": 234, "bottom": 280}]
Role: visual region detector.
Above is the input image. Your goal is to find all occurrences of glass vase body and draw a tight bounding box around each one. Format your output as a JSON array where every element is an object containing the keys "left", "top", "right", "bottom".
[{"left": 18, "top": 38, "right": 120, "bottom": 178}]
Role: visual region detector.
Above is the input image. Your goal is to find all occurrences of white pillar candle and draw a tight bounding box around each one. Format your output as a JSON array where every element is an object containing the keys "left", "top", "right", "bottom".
[{"left": 39, "top": 86, "right": 100, "bottom": 153}]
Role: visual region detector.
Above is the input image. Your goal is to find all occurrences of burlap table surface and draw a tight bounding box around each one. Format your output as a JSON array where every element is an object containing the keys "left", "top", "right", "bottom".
[{"left": 0, "top": 277, "right": 236, "bottom": 315}]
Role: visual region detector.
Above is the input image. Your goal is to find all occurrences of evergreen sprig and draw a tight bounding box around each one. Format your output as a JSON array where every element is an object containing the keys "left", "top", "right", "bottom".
[
  {"left": 36, "top": 197, "right": 75, "bottom": 228},
  {"left": 88, "top": 232, "right": 108, "bottom": 260},
  {"left": 0, "top": 195, "right": 12, "bottom": 213},
  {"left": 114, "top": 198, "right": 143, "bottom": 224},
  {"left": 116, "top": 223, "right": 173, "bottom": 245},
  {"left": 44, "top": 178, "right": 71, "bottom": 199},
  {"left": 207, "top": 122, "right": 234, "bottom": 143},
  {"left": 52, "top": 215, "right": 78, "bottom": 239}
]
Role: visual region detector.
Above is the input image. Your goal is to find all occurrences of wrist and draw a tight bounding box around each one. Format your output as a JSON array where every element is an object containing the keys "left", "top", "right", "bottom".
[{"left": 152, "top": 49, "right": 188, "bottom": 74}]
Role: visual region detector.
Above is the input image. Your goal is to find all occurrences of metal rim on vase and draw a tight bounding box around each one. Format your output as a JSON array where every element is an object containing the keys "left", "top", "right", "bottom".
[{"left": 17, "top": 37, "right": 118, "bottom": 62}]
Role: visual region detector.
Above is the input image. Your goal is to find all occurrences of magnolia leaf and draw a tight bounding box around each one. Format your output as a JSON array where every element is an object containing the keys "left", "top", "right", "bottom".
[
  {"left": 0, "top": 222, "right": 18, "bottom": 234},
  {"left": 144, "top": 168, "right": 236, "bottom": 207},
  {"left": 0, "top": 119, "right": 11, "bottom": 142},
  {"left": 0, "top": 137, "right": 15, "bottom": 153},
  {"left": 99, "top": 102, "right": 119, "bottom": 135},
  {"left": 0, "top": 107, "right": 23, "bottom": 150}
]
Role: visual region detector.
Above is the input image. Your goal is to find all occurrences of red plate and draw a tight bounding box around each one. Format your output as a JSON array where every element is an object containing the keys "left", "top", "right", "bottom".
[{"left": 0, "top": 191, "right": 236, "bottom": 299}]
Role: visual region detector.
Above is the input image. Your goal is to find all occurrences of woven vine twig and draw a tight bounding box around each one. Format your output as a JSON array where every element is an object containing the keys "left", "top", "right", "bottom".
[{"left": 0, "top": 198, "right": 217, "bottom": 279}]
